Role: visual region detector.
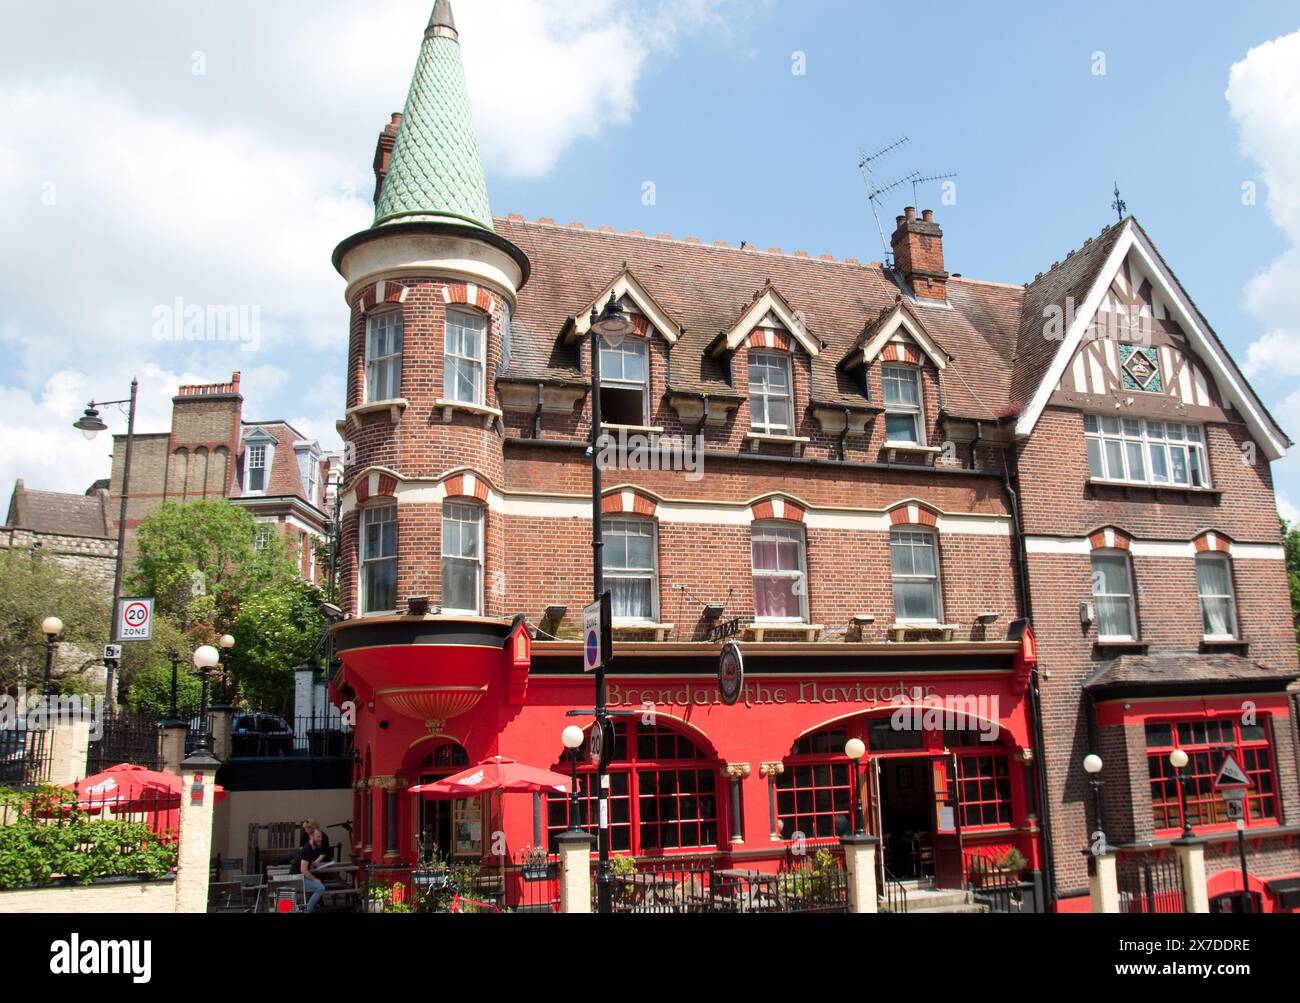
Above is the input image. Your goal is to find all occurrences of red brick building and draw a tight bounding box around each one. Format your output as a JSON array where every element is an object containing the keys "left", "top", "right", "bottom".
[{"left": 329, "top": 1, "right": 1300, "bottom": 911}]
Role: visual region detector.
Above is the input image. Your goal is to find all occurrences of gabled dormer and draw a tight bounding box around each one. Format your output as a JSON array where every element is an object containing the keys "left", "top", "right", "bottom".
[{"left": 240, "top": 427, "right": 278, "bottom": 497}]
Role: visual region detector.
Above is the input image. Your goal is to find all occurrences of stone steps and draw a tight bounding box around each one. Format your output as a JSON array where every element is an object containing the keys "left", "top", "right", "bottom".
[{"left": 880, "top": 882, "right": 990, "bottom": 914}]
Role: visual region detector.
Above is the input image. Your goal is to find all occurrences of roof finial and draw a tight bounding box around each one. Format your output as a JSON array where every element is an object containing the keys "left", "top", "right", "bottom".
[
  {"left": 1111, "top": 182, "right": 1127, "bottom": 224},
  {"left": 427, "top": 0, "right": 458, "bottom": 41}
]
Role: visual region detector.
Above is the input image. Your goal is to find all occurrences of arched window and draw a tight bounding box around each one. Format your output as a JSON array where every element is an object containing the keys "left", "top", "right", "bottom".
[
  {"left": 445, "top": 307, "right": 486, "bottom": 405},
  {"left": 1091, "top": 549, "right": 1136, "bottom": 640},
  {"left": 1196, "top": 553, "right": 1238, "bottom": 640},
  {"left": 415, "top": 743, "right": 473, "bottom": 862},
  {"left": 548, "top": 721, "right": 720, "bottom": 856}
]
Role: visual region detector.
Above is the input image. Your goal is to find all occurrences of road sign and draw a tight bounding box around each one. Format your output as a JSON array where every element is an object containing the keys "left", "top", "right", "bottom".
[
  {"left": 1223, "top": 788, "right": 1246, "bottom": 821},
  {"left": 718, "top": 642, "right": 744, "bottom": 707},
  {"left": 117, "top": 598, "right": 154, "bottom": 641},
  {"left": 583, "top": 593, "right": 612, "bottom": 673},
  {"left": 102, "top": 644, "right": 122, "bottom": 662},
  {"left": 1213, "top": 753, "right": 1252, "bottom": 791},
  {"left": 588, "top": 720, "right": 604, "bottom": 767}
]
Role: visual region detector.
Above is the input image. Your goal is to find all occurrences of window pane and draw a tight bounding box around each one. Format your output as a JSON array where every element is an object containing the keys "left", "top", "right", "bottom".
[
  {"left": 1148, "top": 443, "right": 1170, "bottom": 483},
  {"left": 1096, "top": 596, "right": 1133, "bottom": 638},
  {"left": 610, "top": 577, "right": 652, "bottom": 620},
  {"left": 1169, "top": 446, "right": 1189, "bottom": 485},
  {"left": 886, "top": 413, "right": 919, "bottom": 443},
  {"left": 1196, "top": 557, "right": 1231, "bottom": 597},
  {"left": 894, "top": 581, "right": 936, "bottom": 621},
  {"left": 1087, "top": 438, "right": 1104, "bottom": 478},
  {"left": 364, "top": 559, "right": 396, "bottom": 613},
  {"left": 1104, "top": 439, "right": 1125, "bottom": 479},
  {"left": 1092, "top": 555, "right": 1129, "bottom": 595},
  {"left": 1125, "top": 441, "right": 1146, "bottom": 481},
  {"left": 441, "top": 558, "right": 479, "bottom": 612},
  {"left": 754, "top": 576, "right": 801, "bottom": 619}
]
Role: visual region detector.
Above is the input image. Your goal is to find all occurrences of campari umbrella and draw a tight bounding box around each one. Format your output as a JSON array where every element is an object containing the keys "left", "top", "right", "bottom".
[
  {"left": 69, "top": 763, "right": 226, "bottom": 834},
  {"left": 407, "top": 756, "right": 571, "bottom": 797}
]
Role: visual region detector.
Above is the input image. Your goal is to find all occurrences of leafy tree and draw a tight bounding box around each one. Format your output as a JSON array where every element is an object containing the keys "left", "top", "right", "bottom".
[
  {"left": 129, "top": 500, "right": 293, "bottom": 630},
  {"left": 230, "top": 577, "right": 327, "bottom": 714},
  {"left": 118, "top": 614, "right": 205, "bottom": 718},
  {"left": 1283, "top": 519, "right": 1300, "bottom": 646},
  {"left": 0, "top": 549, "right": 110, "bottom": 694}
]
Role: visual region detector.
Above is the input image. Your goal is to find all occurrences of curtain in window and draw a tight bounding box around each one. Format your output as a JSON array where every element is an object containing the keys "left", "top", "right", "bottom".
[
  {"left": 1197, "top": 556, "right": 1237, "bottom": 638},
  {"left": 1091, "top": 554, "right": 1134, "bottom": 638},
  {"left": 752, "top": 525, "right": 805, "bottom": 620}
]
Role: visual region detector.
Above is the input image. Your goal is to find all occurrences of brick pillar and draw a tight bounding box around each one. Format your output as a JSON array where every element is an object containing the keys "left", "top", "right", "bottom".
[
  {"left": 209, "top": 707, "right": 233, "bottom": 763},
  {"left": 841, "top": 835, "right": 879, "bottom": 913},
  {"left": 557, "top": 831, "right": 595, "bottom": 914},
  {"left": 160, "top": 722, "right": 188, "bottom": 776},
  {"left": 45, "top": 720, "right": 92, "bottom": 786},
  {"left": 1088, "top": 850, "right": 1120, "bottom": 913},
  {"left": 174, "top": 749, "right": 220, "bottom": 914},
  {"left": 1172, "top": 838, "right": 1210, "bottom": 913}
]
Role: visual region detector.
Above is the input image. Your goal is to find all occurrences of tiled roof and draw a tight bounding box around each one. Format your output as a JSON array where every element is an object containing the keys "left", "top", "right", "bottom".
[
  {"left": 496, "top": 217, "right": 1028, "bottom": 421},
  {"left": 235, "top": 421, "right": 323, "bottom": 509},
  {"left": 1085, "top": 653, "right": 1300, "bottom": 691},
  {"left": 4, "top": 480, "right": 111, "bottom": 539}
]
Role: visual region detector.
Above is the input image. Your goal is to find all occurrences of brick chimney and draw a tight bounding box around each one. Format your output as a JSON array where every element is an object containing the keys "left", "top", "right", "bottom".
[
  {"left": 891, "top": 207, "right": 948, "bottom": 301},
  {"left": 372, "top": 112, "right": 402, "bottom": 207}
]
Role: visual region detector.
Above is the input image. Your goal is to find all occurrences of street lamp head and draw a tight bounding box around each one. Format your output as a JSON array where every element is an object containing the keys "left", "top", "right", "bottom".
[
  {"left": 192, "top": 644, "right": 220, "bottom": 670},
  {"left": 1083, "top": 754, "right": 1103, "bottom": 775},
  {"left": 844, "top": 738, "right": 866, "bottom": 762},
  {"left": 591, "top": 293, "right": 633, "bottom": 347},
  {"left": 73, "top": 406, "right": 108, "bottom": 440},
  {"left": 218, "top": 634, "right": 236, "bottom": 650},
  {"left": 1169, "top": 748, "right": 1189, "bottom": 770},
  {"left": 562, "top": 725, "right": 585, "bottom": 751},
  {"left": 41, "top": 616, "right": 64, "bottom": 638}
]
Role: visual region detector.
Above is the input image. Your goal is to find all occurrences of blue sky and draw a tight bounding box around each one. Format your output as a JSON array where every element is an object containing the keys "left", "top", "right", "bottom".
[{"left": 2, "top": 1, "right": 1298, "bottom": 517}]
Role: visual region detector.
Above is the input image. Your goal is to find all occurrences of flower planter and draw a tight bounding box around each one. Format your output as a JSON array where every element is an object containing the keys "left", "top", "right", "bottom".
[
  {"left": 522, "top": 864, "right": 557, "bottom": 882},
  {"left": 411, "top": 870, "right": 453, "bottom": 891}
]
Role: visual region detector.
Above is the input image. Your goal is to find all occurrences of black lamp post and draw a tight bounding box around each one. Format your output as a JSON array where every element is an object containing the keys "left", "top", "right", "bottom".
[
  {"left": 193, "top": 644, "right": 219, "bottom": 754},
  {"left": 845, "top": 738, "right": 866, "bottom": 835},
  {"left": 214, "top": 634, "right": 235, "bottom": 707},
  {"left": 40, "top": 616, "right": 63, "bottom": 697},
  {"left": 164, "top": 647, "right": 182, "bottom": 724},
  {"left": 1083, "top": 754, "right": 1106, "bottom": 851},
  {"left": 1170, "top": 748, "right": 1195, "bottom": 839},
  {"left": 73, "top": 380, "right": 138, "bottom": 667},
  {"left": 562, "top": 726, "right": 584, "bottom": 829},
  {"left": 588, "top": 292, "right": 633, "bottom": 914}
]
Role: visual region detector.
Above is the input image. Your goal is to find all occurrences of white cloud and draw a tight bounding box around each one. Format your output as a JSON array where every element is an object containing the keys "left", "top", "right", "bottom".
[{"left": 1227, "top": 31, "right": 1300, "bottom": 379}]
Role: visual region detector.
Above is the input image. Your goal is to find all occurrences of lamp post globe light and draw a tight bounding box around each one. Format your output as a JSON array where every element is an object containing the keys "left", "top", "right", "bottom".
[
  {"left": 216, "top": 634, "right": 236, "bottom": 706},
  {"left": 41, "top": 616, "right": 63, "bottom": 696},
  {"left": 845, "top": 738, "right": 867, "bottom": 836},
  {"left": 562, "top": 726, "right": 585, "bottom": 829},
  {"left": 586, "top": 291, "right": 634, "bottom": 915},
  {"left": 1083, "top": 754, "right": 1106, "bottom": 852},
  {"left": 1169, "top": 748, "right": 1195, "bottom": 839}
]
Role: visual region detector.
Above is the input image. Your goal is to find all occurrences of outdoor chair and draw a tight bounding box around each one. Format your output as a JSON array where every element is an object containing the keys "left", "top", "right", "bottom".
[
  {"left": 267, "top": 874, "right": 307, "bottom": 913},
  {"left": 209, "top": 881, "right": 244, "bottom": 913}
]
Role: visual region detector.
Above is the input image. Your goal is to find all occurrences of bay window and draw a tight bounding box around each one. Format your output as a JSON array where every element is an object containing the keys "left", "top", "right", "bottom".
[
  {"left": 1146, "top": 717, "right": 1278, "bottom": 830},
  {"left": 603, "top": 518, "right": 658, "bottom": 622},
  {"left": 1196, "top": 554, "right": 1238, "bottom": 640},
  {"left": 890, "top": 528, "right": 942, "bottom": 623},
  {"left": 882, "top": 364, "right": 924, "bottom": 445},
  {"left": 751, "top": 522, "right": 808, "bottom": 622},
  {"left": 365, "top": 310, "right": 404, "bottom": 402},
  {"left": 441, "top": 502, "right": 483, "bottom": 615},
  {"left": 1091, "top": 551, "right": 1137, "bottom": 640},
  {"left": 360, "top": 505, "right": 398, "bottom": 614},
  {"left": 748, "top": 350, "right": 793, "bottom": 435},
  {"left": 444, "top": 307, "right": 486, "bottom": 405},
  {"left": 1084, "top": 415, "right": 1210, "bottom": 488}
]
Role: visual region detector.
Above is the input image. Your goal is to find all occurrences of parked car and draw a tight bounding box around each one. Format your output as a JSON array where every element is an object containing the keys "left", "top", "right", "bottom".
[{"left": 230, "top": 712, "right": 295, "bottom": 757}]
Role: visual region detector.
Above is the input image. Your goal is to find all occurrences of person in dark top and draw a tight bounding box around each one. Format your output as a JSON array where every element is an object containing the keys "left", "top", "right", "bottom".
[
  {"left": 301, "top": 819, "right": 332, "bottom": 863},
  {"left": 294, "top": 827, "right": 330, "bottom": 912}
]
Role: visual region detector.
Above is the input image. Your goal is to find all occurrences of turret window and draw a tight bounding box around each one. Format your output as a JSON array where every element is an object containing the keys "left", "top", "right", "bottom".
[
  {"left": 445, "top": 307, "right": 486, "bottom": 405},
  {"left": 441, "top": 502, "right": 484, "bottom": 615},
  {"left": 361, "top": 505, "right": 398, "bottom": 614},
  {"left": 365, "top": 310, "right": 404, "bottom": 402}
]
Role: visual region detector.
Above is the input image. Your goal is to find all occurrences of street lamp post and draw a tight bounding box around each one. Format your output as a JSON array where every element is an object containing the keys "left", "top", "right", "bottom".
[
  {"left": 562, "top": 726, "right": 584, "bottom": 829},
  {"left": 1169, "top": 748, "right": 1194, "bottom": 839},
  {"left": 1083, "top": 754, "right": 1106, "bottom": 852},
  {"left": 41, "top": 616, "right": 63, "bottom": 696},
  {"left": 164, "top": 647, "right": 182, "bottom": 724},
  {"left": 588, "top": 293, "right": 633, "bottom": 915},
  {"left": 192, "top": 645, "right": 220, "bottom": 754},
  {"left": 215, "top": 634, "right": 236, "bottom": 707},
  {"left": 845, "top": 738, "right": 866, "bottom": 835},
  {"left": 74, "top": 379, "right": 139, "bottom": 692}
]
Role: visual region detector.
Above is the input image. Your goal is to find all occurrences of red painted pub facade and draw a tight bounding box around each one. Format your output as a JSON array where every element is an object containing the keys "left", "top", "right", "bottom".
[{"left": 328, "top": 2, "right": 1300, "bottom": 911}]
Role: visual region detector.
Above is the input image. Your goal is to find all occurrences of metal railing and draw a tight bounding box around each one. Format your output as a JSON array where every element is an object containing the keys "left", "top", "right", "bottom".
[
  {"left": 1117, "top": 853, "right": 1186, "bottom": 914},
  {"left": 226, "top": 714, "right": 353, "bottom": 759},
  {"left": 0, "top": 726, "right": 51, "bottom": 789},
  {"left": 87, "top": 712, "right": 161, "bottom": 774},
  {"left": 881, "top": 861, "right": 909, "bottom": 914},
  {"left": 968, "top": 856, "right": 1039, "bottom": 913}
]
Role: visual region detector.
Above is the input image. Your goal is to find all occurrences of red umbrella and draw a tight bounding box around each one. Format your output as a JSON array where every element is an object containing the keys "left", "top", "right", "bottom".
[
  {"left": 408, "top": 756, "right": 571, "bottom": 797},
  {"left": 70, "top": 763, "right": 227, "bottom": 811}
]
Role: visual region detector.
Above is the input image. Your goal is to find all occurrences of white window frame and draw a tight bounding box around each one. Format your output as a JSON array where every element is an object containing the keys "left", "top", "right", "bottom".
[
  {"left": 599, "top": 336, "right": 649, "bottom": 426},
  {"left": 603, "top": 517, "right": 659, "bottom": 623},
  {"left": 365, "top": 309, "right": 404, "bottom": 403},
  {"left": 441, "top": 502, "right": 484, "bottom": 616},
  {"left": 882, "top": 364, "right": 925, "bottom": 446},
  {"left": 748, "top": 350, "right": 794, "bottom": 435},
  {"left": 1084, "top": 415, "right": 1211, "bottom": 489},
  {"left": 1196, "top": 553, "right": 1239, "bottom": 641},
  {"left": 750, "top": 522, "right": 809, "bottom": 623},
  {"left": 445, "top": 307, "right": 487, "bottom": 405},
  {"left": 889, "top": 528, "right": 943, "bottom": 624},
  {"left": 360, "top": 505, "right": 398, "bottom": 615},
  {"left": 246, "top": 443, "right": 269, "bottom": 495},
  {"left": 1091, "top": 550, "right": 1138, "bottom": 642},
  {"left": 253, "top": 521, "right": 276, "bottom": 553}
]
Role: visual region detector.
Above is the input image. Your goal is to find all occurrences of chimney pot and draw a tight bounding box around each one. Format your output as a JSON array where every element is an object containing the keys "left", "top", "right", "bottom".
[
  {"left": 904, "top": 206, "right": 917, "bottom": 221},
  {"left": 895, "top": 216, "right": 906, "bottom": 228},
  {"left": 922, "top": 209, "right": 934, "bottom": 222},
  {"left": 889, "top": 206, "right": 948, "bottom": 302}
]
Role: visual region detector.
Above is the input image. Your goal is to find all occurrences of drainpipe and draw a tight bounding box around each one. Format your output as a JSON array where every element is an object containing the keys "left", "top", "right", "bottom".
[
  {"left": 839, "top": 409, "right": 850, "bottom": 462},
  {"left": 533, "top": 383, "right": 545, "bottom": 440}
]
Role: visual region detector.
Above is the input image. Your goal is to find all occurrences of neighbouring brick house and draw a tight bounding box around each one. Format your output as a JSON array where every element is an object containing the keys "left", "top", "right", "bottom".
[
  {"left": 105, "top": 372, "right": 338, "bottom": 583},
  {"left": 327, "top": 1, "right": 1300, "bottom": 911}
]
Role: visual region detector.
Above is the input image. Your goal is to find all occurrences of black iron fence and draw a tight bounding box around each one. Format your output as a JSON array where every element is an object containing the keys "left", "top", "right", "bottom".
[
  {"left": 968, "top": 856, "right": 1041, "bottom": 913},
  {"left": 1117, "top": 853, "right": 1186, "bottom": 914},
  {"left": 226, "top": 713, "right": 353, "bottom": 759},
  {"left": 0, "top": 726, "right": 51, "bottom": 789},
  {"left": 86, "top": 712, "right": 161, "bottom": 774}
]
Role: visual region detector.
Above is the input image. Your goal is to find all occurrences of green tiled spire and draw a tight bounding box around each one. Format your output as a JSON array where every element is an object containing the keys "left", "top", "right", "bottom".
[{"left": 374, "top": 1, "right": 494, "bottom": 232}]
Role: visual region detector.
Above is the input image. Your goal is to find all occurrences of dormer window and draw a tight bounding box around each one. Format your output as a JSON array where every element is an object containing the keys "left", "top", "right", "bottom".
[
  {"left": 247, "top": 444, "right": 267, "bottom": 494},
  {"left": 445, "top": 307, "right": 486, "bottom": 405},
  {"left": 599, "top": 337, "right": 648, "bottom": 426},
  {"left": 366, "top": 309, "right": 404, "bottom": 403},
  {"left": 748, "top": 350, "right": 792, "bottom": 435},
  {"left": 882, "top": 364, "right": 924, "bottom": 445}
]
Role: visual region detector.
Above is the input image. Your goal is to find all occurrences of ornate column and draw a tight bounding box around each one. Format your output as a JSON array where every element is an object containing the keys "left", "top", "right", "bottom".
[
  {"left": 759, "top": 762, "right": 785, "bottom": 841},
  {"left": 372, "top": 776, "right": 408, "bottom": 860},
  {"left": 724, "top": 763, "right": 751, "bottom": 845}
]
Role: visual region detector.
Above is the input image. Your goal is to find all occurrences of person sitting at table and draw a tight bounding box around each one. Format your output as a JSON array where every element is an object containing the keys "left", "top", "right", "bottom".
[
  {"left": 300, "top": 818, "right": 332, "bottom": 862},
  {"left": 293, "top": 827, "right": 331, "bottom": 912}
]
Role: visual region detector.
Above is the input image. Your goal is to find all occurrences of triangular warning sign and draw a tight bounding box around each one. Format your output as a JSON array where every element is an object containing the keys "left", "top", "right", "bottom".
[{"left": 1213, "top": 753, "right": 1252, "bottom": 790}]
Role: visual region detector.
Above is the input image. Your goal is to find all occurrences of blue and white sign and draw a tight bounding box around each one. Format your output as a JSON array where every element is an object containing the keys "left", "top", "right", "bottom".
[{"left": 583, "top": 600, "right": 603, "bottom": 673}]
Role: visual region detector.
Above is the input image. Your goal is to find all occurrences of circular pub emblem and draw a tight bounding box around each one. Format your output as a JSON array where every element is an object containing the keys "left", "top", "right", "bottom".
[{"left": 718, "top": 642, "right": 744, "bottom": 707}]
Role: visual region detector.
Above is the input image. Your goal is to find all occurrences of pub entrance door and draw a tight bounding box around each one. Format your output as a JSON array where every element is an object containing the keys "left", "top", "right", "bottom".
[{"left": 870, "top": 752, "right": 964, "bottom": 889}]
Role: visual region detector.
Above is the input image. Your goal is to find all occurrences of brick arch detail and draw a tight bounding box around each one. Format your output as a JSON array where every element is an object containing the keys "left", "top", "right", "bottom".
[
  {"left": 743, "top": 328, "right": 794, "bottom": 353},
  {"left": 357, "top": 279, "right": 411, "bottom": 314},
  {"left": 601, "top": 490, "right": 659, "bottom": 517},
  {"left": 1088, "top": 527, "right": 1133, "bottom": 551},
  {"left": 443, "top": 282, "right": 497, "bottom": 314},
  {"left": 442, "top": 472, "right": 491, "bottom": 503},
  {"left": 887, "top": 502, "right": 939, "bottom": 528},
  {"left": 879, "top": 342, "right": 924, "bottom": 366},
  {"left": 749, "top": 497, "right": 806, "bottom": 523},
  {"left": 1192, "top": 531, "right": 1233, "bottom": 554}
]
